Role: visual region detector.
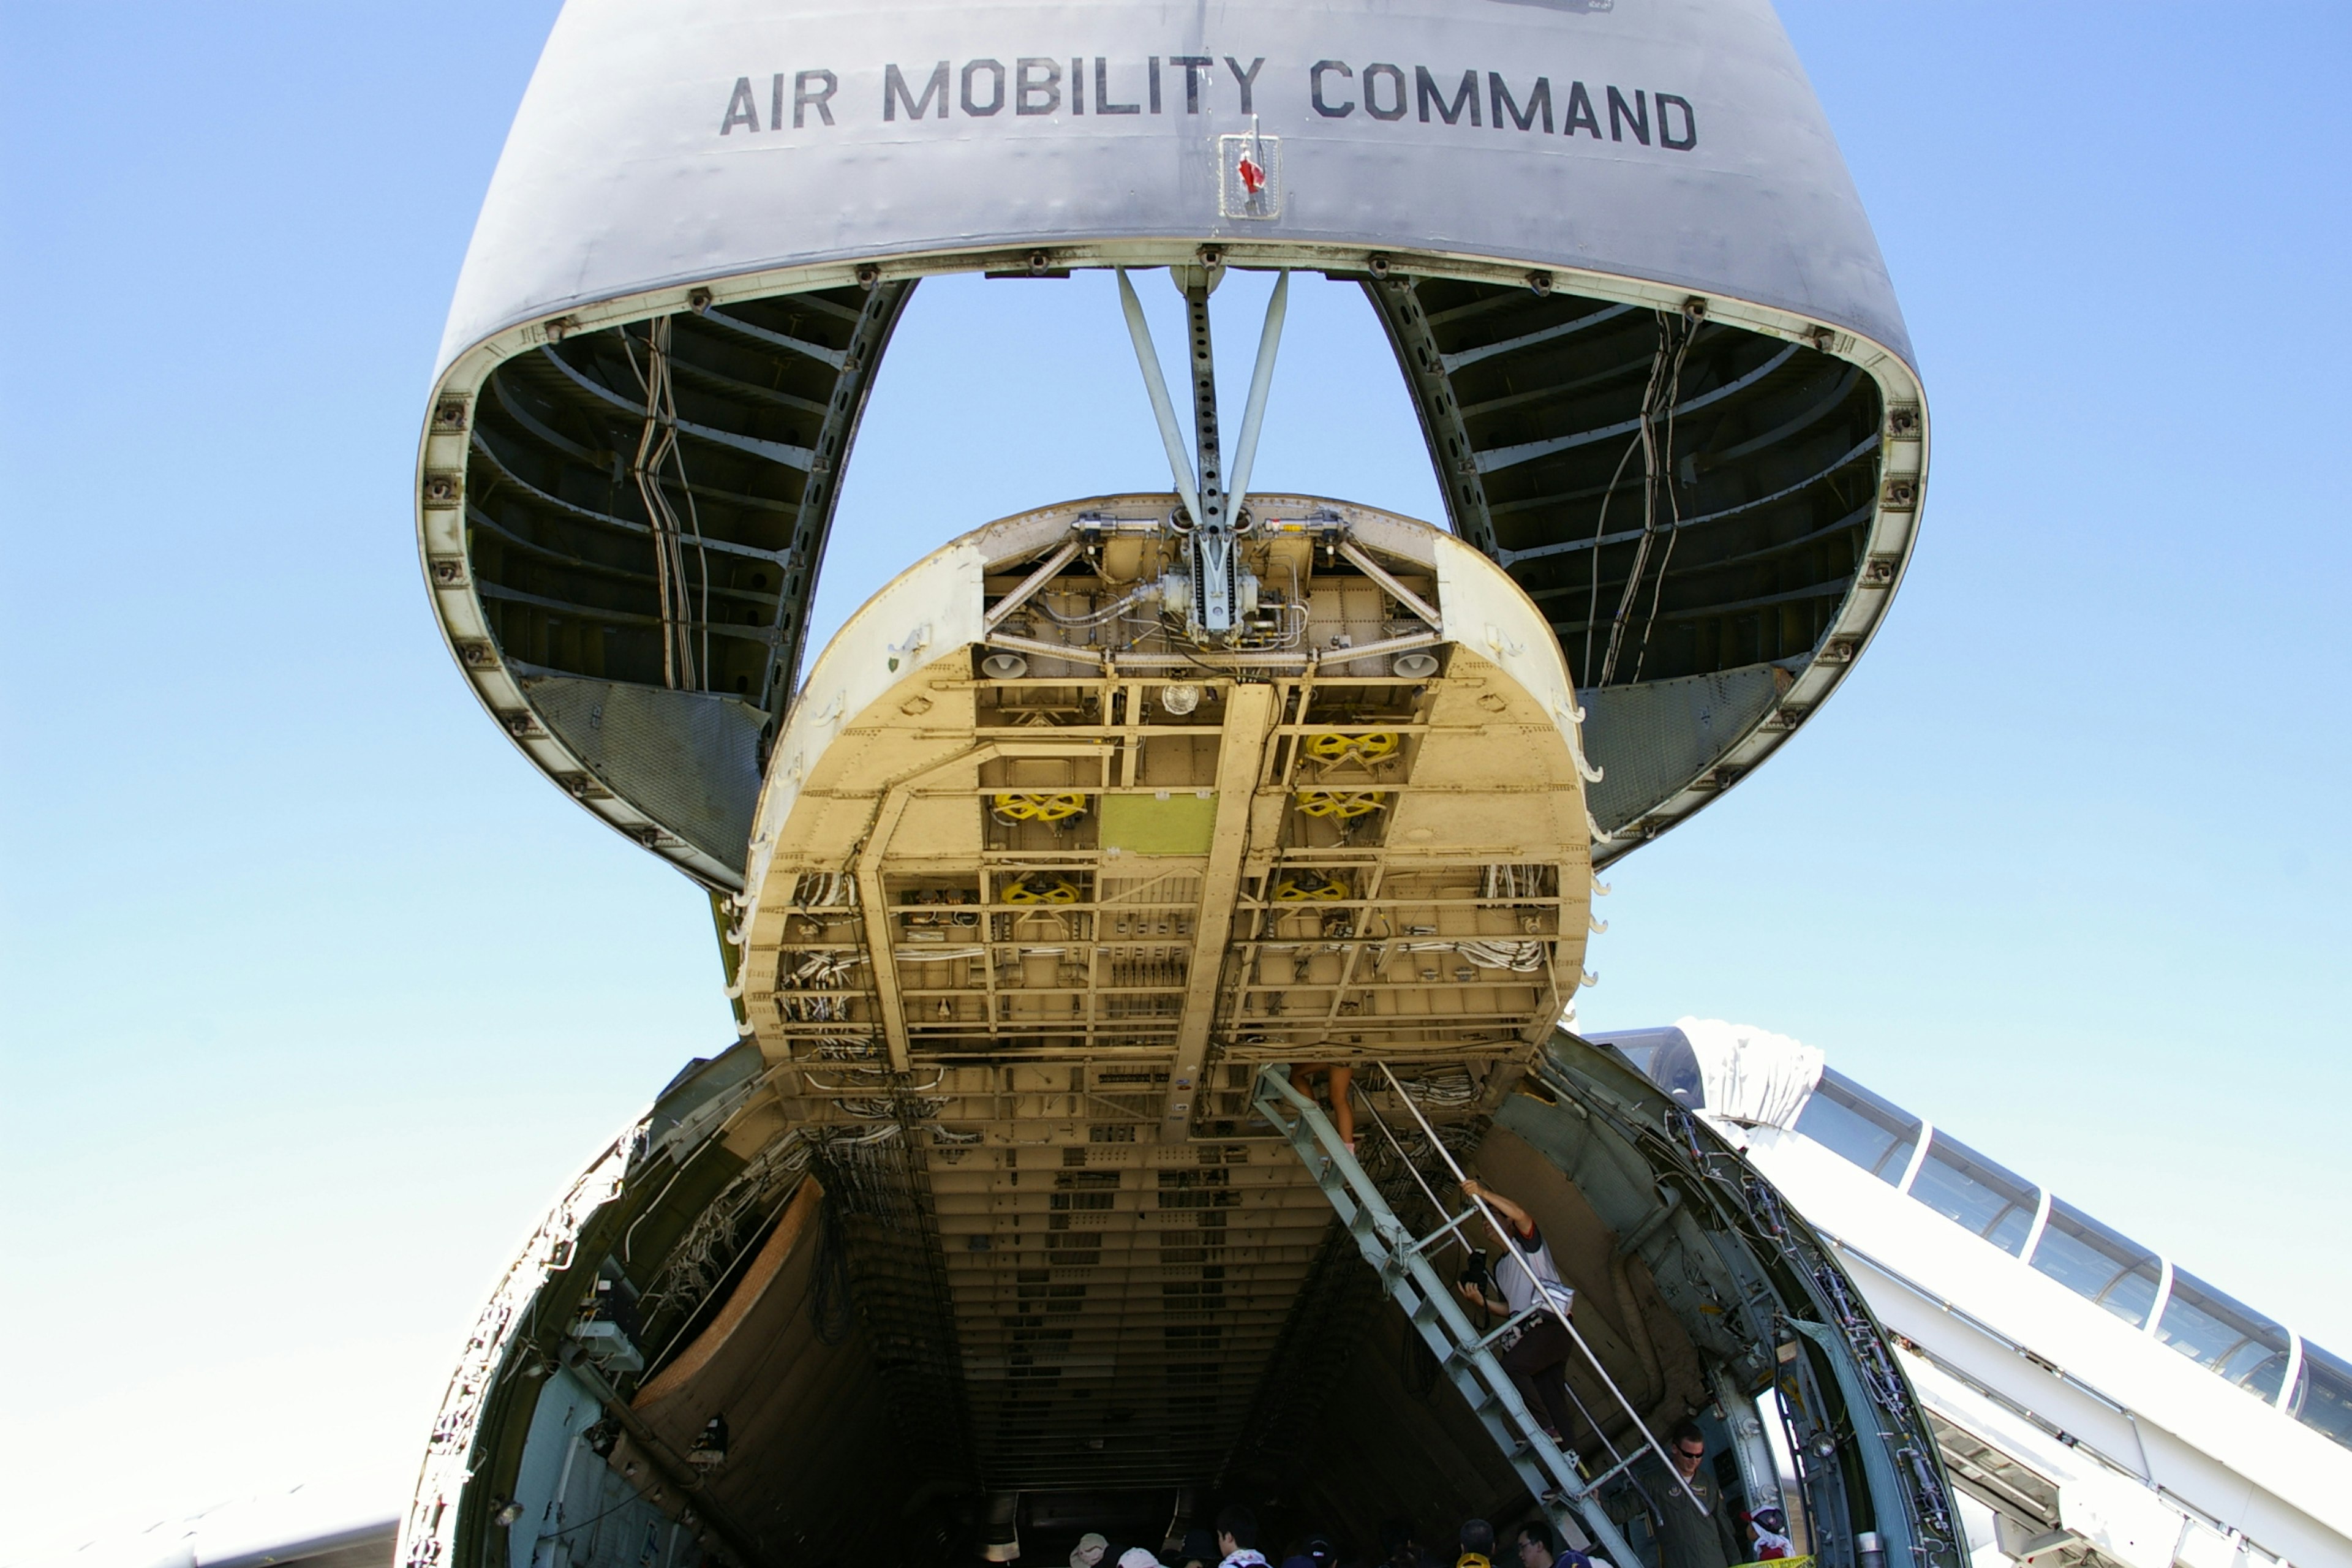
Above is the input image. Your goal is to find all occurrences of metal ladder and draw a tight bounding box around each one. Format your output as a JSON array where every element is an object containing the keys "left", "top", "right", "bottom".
[{"left": 1253, "top": 1062, "right": 1709, "bottom": 1566}]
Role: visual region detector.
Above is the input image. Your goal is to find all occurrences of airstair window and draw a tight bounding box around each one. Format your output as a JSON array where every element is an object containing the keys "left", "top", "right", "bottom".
[
  {"left": 2157, "top": 1270, "right": 2294, "bottom": 1403},
  {"left": 2287, "top": 1340, "right": 2352, "bottom": 1450},
  {"left": 2027, "top": 1199, "right": 2163, "bottom": 1328},
  {"left": 1908, "top": 1131, "right": 2038, "bottom": 1255},
  {"left": 1793, "top": 1069, "right": 1921, "bottom": 1185}
]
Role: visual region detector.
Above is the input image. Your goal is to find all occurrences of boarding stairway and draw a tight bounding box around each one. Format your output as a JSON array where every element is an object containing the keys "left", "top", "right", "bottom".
[{"left": 1253, "top": 1063, "right": 1710, "bottom": 1566}]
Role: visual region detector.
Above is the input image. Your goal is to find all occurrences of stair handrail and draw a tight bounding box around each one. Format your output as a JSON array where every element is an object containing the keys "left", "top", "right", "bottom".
[
  {"left": 1348, "top": 1069, "right": 1647, "bottom": 1494},
  {"left": 1254, "top": 1065, "right": 1645, "bottom": 1567},
  {"left": 1370, "top": 1060, "right": 1713, "bottom": 1520}
]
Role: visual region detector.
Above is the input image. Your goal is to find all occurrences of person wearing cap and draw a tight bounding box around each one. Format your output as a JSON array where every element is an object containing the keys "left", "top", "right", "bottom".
[
  {"left": 1120, "top": 1551, "right": 1166, "bottom": 1568},
  {"left": 1745, "top": 1506, "right": 1793, "bottom": 1561},
  {"left": 1072, "top": 1533, "right": 1110, "bottom": 1568},
  {"left": 1279, "top": 1535, "right": 1336, "bottom": 1568}
]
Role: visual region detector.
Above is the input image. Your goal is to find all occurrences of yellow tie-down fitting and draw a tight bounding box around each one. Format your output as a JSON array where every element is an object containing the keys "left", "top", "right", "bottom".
[
  {"left": 991, "top": 791, "right": 1088, "bottom": 823},
  {"left": 1273, "top": 869, "right": 1352, "bottom": 902},
  {"left": 1302, "top": 731, "right": 1398, "bottom": 765},
  {"left": 1001, "top": 873, "right": 1082, "bottom": 905},
  {"left": 1295, "top": 790, "right": 1388, "bottom": 820}
]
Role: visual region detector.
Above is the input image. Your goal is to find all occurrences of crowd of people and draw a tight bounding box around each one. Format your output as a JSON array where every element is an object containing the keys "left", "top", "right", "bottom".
[
  {"left": 1054, "top": 1504, "right": 1589, "bottom": 1568},
  {"left": 1056, "top": 1458, "right": 1792, "bottom": 1568}
]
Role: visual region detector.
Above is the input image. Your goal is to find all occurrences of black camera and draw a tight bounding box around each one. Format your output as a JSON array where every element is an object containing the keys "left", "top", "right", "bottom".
[{"left": 1458, "top": 1249, "right": 1493, "bottom": 1293}]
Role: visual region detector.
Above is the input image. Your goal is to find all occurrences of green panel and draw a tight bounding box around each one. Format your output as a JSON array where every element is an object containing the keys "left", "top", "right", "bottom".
[{"left": 1100, "top": 791, "right": 1218, "bottom": 856}]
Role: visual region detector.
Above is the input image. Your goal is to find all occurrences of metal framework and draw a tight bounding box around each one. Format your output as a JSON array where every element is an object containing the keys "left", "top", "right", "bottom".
[
  {"left": 717, "top": 491, "right": 1599, "bottom": 1499},
  {"left": 1253, "top": 1061, "right": 1672, "bottom": 1564}
]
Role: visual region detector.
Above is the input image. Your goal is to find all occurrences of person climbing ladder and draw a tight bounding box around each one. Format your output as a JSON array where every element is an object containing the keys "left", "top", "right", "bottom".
[
  {"left": 1289, "top": 1061, "right": 1355, "bottom": 1153},
  {"left": 1457, "top": 1177, "right": 1579, "bottom": 1444}
]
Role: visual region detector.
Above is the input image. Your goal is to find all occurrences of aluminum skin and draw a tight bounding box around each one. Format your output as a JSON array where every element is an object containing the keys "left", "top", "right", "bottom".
[{"left": 437, "top": 0, "right": 1909, "bottom": 380}]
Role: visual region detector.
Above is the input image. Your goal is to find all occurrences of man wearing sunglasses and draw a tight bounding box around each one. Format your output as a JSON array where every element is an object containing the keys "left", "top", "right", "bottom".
[{"left": 1638, "top": 1419, "right": 1746, "bottom": 1568}]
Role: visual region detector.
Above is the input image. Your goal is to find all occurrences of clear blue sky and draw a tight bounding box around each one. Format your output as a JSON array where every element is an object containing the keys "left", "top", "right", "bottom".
[{"left": 3, "top": 2, "right": 2346, "bottom": 1555}]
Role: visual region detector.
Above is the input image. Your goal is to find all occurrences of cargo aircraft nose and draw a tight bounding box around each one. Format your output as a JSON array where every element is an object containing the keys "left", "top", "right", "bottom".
[{"left": 403, "top": 3, "right": 1950, "bottom": 1564}]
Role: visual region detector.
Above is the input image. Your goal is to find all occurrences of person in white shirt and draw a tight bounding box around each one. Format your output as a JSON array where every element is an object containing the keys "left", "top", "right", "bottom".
[
  {"left": 1457, "top": 1178, "right": 1579, "bottom": 1444},
  {"left": 1216, "top": 1504, "right": 1270, "bottom": 1568}
]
